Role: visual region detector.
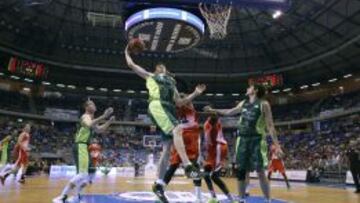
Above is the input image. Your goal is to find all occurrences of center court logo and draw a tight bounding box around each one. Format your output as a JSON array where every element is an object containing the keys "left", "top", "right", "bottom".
[{"left": 117, "top": 191, "right": 228, "bottom": 202}]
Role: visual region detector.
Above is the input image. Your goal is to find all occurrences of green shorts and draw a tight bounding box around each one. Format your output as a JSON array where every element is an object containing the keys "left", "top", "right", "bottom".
[
  {"left": 148, "top": 101, "right": 178, "bottom": 139},
  {"left": 0, "top": 148, "right": 9, "bottom": 166},
  {"left": 74, "top": 143, "right": 92, "bottom": 174},
  {"left": 235, "top": 135, "right": 268, "bottom": 171}
]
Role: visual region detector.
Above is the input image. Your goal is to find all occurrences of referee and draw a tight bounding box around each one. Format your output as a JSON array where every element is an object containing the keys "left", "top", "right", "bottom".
[{"left": 346, "top": 139, "right": 360, "bottom": 193}]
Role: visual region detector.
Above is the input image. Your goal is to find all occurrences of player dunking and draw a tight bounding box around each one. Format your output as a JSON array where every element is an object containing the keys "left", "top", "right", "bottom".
[
  {"left": 0, "top": 124, "right": 31, "bottom": 185},
  {"left": 125, "top": 46, "right": 206, "bottom": 200},
  {"left": 53, "top": 100, "right": 114, "bottom": 203},
  {"left": 205, "top": 84, "right": 283, "bottom": 203},
  {"left": 203, "top": 114, "right": 234, "bottom": 202},
  {"left": 160, "top": 97, "right": 202, "bottom": 203},
  {"left": 268, "top": 143, "right": 290, "bottom": 189}
]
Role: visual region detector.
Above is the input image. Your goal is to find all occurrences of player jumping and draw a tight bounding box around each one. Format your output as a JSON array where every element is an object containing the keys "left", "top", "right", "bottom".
[
  {"left": 203, "top": 114, "right": 234, "bottom": 202},
  {"left": 160, "top": 98, "right": 203, "bottom": 203},
  {"left": 53, "top": 100, "right": 114, "bottom": 203},
  {"left": 0, "top": 124, "right": 31, "bottom": 185},
  {"left": 125, "top": 45, "right": 206, "bottom": 201},
  {"left": 205, "top": 84, "right": 283, "bottom": 203},
  {"left": 268, "top": 143, "right": 290, "bottom": 189}
]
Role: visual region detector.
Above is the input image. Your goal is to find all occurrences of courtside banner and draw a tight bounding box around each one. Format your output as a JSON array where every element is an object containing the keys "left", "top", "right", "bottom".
[{"left": 50, "top": 165, "right": 134, "bottom": 178}]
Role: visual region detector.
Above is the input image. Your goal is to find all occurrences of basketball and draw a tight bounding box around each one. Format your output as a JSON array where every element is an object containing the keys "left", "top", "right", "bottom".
[{"left": 128, "top": 38, "right": 145, "bottom": 54}]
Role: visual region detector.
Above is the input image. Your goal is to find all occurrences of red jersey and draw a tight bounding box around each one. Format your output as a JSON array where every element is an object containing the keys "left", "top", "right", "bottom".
[
  {"left": 204, "top": 118, "right": 227, "bottom": 147},
  {"left": 270, "top": 144, "right": 281, "bottom": 160},
  {"left": 170, "top": 104, "right": 200, "bottom": 165},
  {"left": 89, "top": 143, "right": 102, "bottom": 166},
  {"left": 203, "top": 118, "right": 228, "bottom": 170},
  {"left": 177, "top": 103, "right": 199, "bottom": 131},
  {"left": 19, "top": 132, "right": 30, "bottom": 149}
]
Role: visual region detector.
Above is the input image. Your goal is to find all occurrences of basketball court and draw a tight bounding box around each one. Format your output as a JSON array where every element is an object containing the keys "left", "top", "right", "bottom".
[{"left": 0, "top": 176, "right": 358, "bottom": 203}]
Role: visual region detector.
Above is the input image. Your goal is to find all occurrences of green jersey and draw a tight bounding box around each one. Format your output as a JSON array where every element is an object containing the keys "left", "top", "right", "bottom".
[
  {"left": 75, "top": 118, "right": 93, "bottom": 144},
  {"left": 0, "top": 138, "right": 10, "bottom": 165},
  {"left": 146, "top": 74, "right": 176, "bottom": 105},
  {"left": 238, "top": 99, "right": 266, "bottom": 137}
]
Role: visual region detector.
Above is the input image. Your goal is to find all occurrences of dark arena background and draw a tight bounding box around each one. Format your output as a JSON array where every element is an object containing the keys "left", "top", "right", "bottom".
[{"left": 0, "top": 0, "right": 359, "bottom": 203}]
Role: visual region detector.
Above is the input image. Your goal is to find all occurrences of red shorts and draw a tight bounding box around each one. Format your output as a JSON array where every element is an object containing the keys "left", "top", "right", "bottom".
[
  {"left": 13, "top": 145, "right": 29, "bottom": 167},
  {"left": 204, "top": 144, "right": 228, "bottom": 171},
  {"left": 268, "top": 159, "right": 286, "bottom": 173},
  {"left": 170, "top": 129, "right": 199, "bottom": 166}
]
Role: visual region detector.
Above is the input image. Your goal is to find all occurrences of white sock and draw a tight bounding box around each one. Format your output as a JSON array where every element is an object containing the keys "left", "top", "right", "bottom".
[
  {"left": 195, "top": 186, "right": 202, "bottom": 201},
  {"left": 75, "top": 179, "right": 88, "bottom": 196}
]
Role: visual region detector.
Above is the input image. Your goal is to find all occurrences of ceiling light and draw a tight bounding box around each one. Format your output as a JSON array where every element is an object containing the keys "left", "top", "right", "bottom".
[
  {"left": 206, "top": 93, "right": 214, "bottom": 96},
  {"left": 24, "top": 78, "right": 33, "bottom": 83},
  {"left": 100, "top": 88, "right": 108, "bottom": 92},
  {"left": 10, "top": 75, "right": 20, "bottom": 80},
  {"left": 56, "top": 83, "right": 65, "bottom": 88},
  {"left": 328, "top": 78, "right": 337, "bottom": 83},
  {"left": 67, "top": 85, "right": 76, "bottom": 89},
  {"left": 215, "top": 93, "right": 224, "bottom": 97},
  {"left": 140, "top": 90, "right": 147, "bottom": 94},
  {"left": 42, "top": 81, "right": 51, "bottom": 85},
  {"left": 232, "top": 93, "right": 240, "bottom": 96},
  {"left": 312, "top": 82, "right": 320, "bottom": 87},
  {"left": 300, "top": 85, "right": 309, "bottom": 90},
  {"left": 283, "top": 88, "right": 291, "bottom": 92},
  {"left": 86, "top": 86, "right": 94, "bottom": 91},
  {"left": 272, "top": 90, "right": 280, "bottom": 94},
  {"left": 343, "top": 74, "right": 352, "bottom": 78},
  {"left": 272, "top": 10, "right": 282, "bottom": 19},
  {"left": 0, "top": 72, "right": 4, "bottom": 76},
  {"left": 113, "top": 89, "right": 122, "bottom": 92},
  {"left": 23, "top": 87, "right": 30, "bottom": 92},
  {"left": 127, "top": 90, "right": 135, "bottom": 93}
]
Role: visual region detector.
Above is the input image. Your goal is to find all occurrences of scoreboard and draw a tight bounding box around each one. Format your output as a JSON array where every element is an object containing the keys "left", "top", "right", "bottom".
[
  {"left": 248, "top": 74, "right": 283, "bottom": 88},
  {"left": 8, "top": 57, "right": 48, "bottom": 79}
]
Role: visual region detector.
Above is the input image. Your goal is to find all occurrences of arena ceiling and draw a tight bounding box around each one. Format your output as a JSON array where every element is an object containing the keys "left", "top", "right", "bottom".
[{"left": 0, "top": 0, "right": 359, "bottom": 93}]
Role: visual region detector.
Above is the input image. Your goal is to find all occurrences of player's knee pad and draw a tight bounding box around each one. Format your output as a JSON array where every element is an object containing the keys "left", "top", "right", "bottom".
[{"left": 236, "top": 169, "right": 247, "bottom": 181}]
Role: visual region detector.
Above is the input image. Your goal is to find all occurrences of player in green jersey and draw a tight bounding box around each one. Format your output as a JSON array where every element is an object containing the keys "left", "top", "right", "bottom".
[
  {"left": 125, "top": 46, "right": 206, "bottom": 202},
  {"left": 53, "top": 100, "right": 114, "bottom": 203},
  {"left": 0, "top": 135, "right": 12, "bottom": 168},
  {"left": 205, "top": 84, "right": 283, "bottom": 203}
]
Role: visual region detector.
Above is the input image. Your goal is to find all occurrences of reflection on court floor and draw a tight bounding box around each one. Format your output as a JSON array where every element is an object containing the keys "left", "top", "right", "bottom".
[{"left": 71, "top": 192, "right": 288, "bottom": 203}]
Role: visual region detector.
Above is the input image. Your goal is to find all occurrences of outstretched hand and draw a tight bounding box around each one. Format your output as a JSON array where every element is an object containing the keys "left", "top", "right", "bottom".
[
  {"left": 195, "top": 84, "right": 206, "bottom": 95},
  {"left": 103, "top": 107, "right": 114, "bottom": 118}
]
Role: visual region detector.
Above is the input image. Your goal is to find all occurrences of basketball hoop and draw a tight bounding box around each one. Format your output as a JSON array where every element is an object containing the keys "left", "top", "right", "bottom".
[{"left": 199, "top": 2, "right": 232, "bottom": 40}]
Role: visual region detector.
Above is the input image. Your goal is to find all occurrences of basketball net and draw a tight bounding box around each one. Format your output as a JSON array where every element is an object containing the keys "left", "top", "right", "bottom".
[{"left": 199, "top": 2, "right": 232, "bottom": 40}]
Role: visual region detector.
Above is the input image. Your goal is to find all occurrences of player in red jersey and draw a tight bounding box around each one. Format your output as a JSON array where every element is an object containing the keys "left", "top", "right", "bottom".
[
  {"left": 154, "top": 99, "right": 203, "bottom": 203},
  {"left": 0, "top": 124, "right": 31, "bottom": 185},
  {"left": 268, "top": 143, "right": 290, "bottom": 189},
  {"left": 203, "top": 114, "right": 234, "bottom": 202},
  {"left": 88, "top": 141, "right": 102, "bottom": 184}
]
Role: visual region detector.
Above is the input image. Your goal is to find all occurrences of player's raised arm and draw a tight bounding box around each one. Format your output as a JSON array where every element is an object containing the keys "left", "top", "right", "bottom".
[
  {"left": 82, "top": 107, "right": 113, "bottom": 128},
  {"left": 262, "top": 101, "right": 280, "bottom": 146},
  {"left": 94, "top": 116, "right": 115, "bottom": 133},
  {"left": 204, "top": 100, "right": 245, "bottom": 116},
  {"left": 174, "top": 84, "right": 206, "bottom": 106},
  {"left": 125, "top": 46, "right": 152, "bottom": 80}
]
